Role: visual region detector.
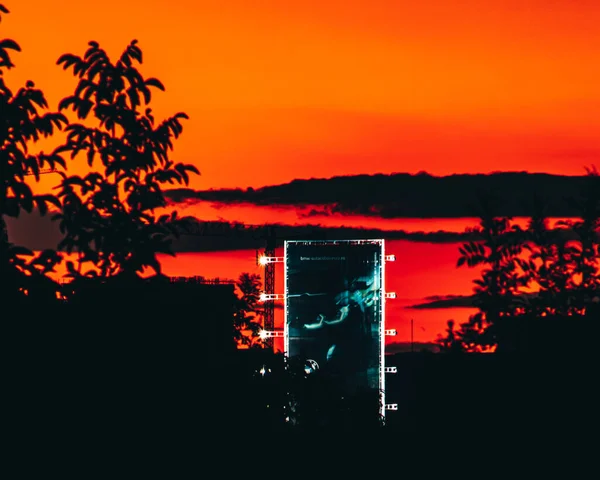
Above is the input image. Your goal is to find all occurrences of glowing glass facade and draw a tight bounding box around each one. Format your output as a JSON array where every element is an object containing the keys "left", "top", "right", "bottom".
[{"left": 284, "top": 240, "right": 386, "bottom": 409}]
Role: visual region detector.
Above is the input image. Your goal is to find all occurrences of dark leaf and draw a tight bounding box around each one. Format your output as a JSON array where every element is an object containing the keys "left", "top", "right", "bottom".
[
  {"left": 58, "top": 96, "right": 78, "bottom": 111},
  {"left": 144, "top": 77, "right": 165, "bottom": 91},
  {"left": 87, "top": 148, "right": 95, "bottom": 167},
  {"left": 0, "top": 38, "right": 20, "bottom": 51}
]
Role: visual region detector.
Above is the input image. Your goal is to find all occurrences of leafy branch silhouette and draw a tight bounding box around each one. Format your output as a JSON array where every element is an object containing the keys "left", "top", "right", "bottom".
[
  {"left": 0, "top": 3, "right": 67, "bottom": 302},
  {"left": 233, "top": 272, "right": 264, "bottom": 346},
  {"left": 51, "top": 39, "right": 199, "bottom": 280}
]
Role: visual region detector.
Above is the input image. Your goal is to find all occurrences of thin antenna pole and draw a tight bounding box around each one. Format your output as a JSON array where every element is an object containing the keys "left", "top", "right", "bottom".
[{"left": 411, "top": 318, "right": 414, "bottom": 353}]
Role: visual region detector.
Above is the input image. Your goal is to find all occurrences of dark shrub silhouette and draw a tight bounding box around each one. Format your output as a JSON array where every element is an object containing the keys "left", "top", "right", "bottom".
[
  {"left": 233, "top": 272, "right": 264, "bottom": 346},
  {"left": 438, "top": 169, "right": 600, "bottom": 354}
]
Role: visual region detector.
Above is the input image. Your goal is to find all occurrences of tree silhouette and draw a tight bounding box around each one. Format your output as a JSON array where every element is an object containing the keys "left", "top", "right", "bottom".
[
  {"left": 51, "top": 40, "right": 199, "bottom": 281},
  {"left": 0, "top": 3, "right": 67, "bottom": 303},
  {"left": 516, "top": 193, "right": 575, "bottom": 317},
  {"left": 436, "top": 320, "right": 466, "bottom": 353},
  {"left": 452, "top": 196, "right": 527, "bottom": 351},
  {"left": 233, "top": 272, "right": 264, "bottom": 346},
  {"left": 439, "top": 175, "right": 600, "bottom": 353},
  {"left": 554, "top": 166, "right": 600, "bottom": 313}
]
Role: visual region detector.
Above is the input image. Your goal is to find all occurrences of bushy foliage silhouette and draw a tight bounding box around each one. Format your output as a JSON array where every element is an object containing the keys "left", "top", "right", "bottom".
[
  {"left": 0, "top": 4, "right": 66, "bottom": 304},
  {"left": 51, "top": 39, "right": 199, "bottom": 282},
  {"left": 451, "top": 194, "right": 526, "bottom": 351},
  {"left": 553, "top": 166, "right": 600, "bottom": 312},
  {"left": 517, "top": 193, "right": 574, "bottom": 317},
  {"left": 439, "top": 170, "right": 600, "bottom": 353},
  {"left": 233, "top": 272, "right": 264, "bottom": 346}
]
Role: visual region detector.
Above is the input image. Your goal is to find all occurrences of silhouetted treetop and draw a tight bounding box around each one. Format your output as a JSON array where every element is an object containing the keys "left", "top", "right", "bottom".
[
  {"left": 51, "top": 40, "right": 198, "bottom": 279},
  {"left": 233, "top": 272, "right": 264, "bottom": 346},
  {"left": 56, "top": 40, "right": 169, "bottom": 122},
  {"left": 0, "top": 4, "right": 18, "bottom": 70}
]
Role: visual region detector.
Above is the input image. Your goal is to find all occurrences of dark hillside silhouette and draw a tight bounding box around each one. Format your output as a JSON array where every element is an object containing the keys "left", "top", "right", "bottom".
[
  {"left": 171, "top": 219, "right": 484, "bottom": 252},
  {"left": 166, "top": 171, "right": 600, "bottom": 218}
]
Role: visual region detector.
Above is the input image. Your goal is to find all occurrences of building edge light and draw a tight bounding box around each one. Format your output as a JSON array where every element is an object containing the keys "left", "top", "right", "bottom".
[
  {"left": 381, "top": 238, "right": 386, "bottom": 419},
  {"left": 284, "top": 241, "right": 289, "bottom": 356}
]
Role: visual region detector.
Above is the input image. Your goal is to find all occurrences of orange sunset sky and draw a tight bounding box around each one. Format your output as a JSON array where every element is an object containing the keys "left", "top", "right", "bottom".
[{"left": 4, "top": 0, "right": 600, "bottom": 191}]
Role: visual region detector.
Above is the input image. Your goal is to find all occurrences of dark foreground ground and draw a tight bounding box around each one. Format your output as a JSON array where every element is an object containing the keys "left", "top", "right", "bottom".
[
  {"left": 6, "top": 320, "right": 597, "bottom": 434},
  {"left": 4, "top": 284, "right": 598, "bottom": 455}
]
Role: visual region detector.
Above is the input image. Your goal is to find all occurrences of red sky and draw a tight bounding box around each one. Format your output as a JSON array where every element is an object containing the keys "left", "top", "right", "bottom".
[{"left": 5, "top": 0, "right": 600, "bottom": 191}]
